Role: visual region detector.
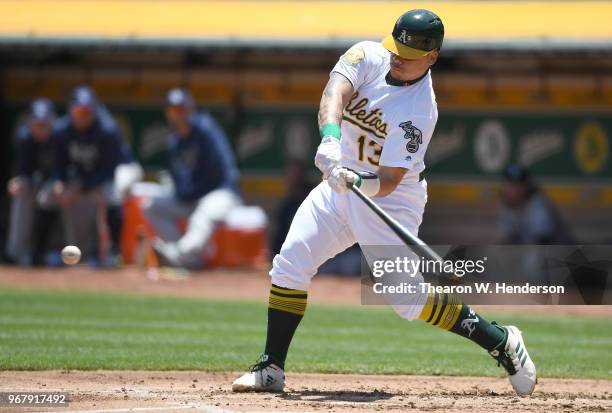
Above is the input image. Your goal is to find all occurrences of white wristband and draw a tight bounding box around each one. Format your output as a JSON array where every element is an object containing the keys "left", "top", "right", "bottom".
[{"left": 356, "top": 171, "right": 380, "bottom": 197}]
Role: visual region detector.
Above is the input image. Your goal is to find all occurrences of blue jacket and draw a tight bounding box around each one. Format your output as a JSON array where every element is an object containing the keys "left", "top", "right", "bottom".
[
  {"left": 168, "top": 113, "right": 239, "bottom": 201},
  {"left": 54, "top": 113, "right": 124, "bottom": 191},
  {"left": 14, "top": 125, "right": 57, "bottom": 184}
]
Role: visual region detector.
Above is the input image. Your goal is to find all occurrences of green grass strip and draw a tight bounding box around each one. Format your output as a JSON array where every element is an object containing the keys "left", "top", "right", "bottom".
[{"left": 0, "top": 288, "right": 610, "bottom": 379}]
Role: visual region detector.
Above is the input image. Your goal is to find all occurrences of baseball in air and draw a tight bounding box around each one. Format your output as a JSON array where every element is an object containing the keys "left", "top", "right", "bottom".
[{"left": 61, "top": 245, "right": 82, "bottom": 265}]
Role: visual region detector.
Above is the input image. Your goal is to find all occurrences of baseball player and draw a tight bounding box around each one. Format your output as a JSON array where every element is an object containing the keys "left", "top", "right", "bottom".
[
  {"left": 52, "top": 86, "right": 125, "bottom": 264},
  {"left": 5, "top": 98, "right": 58, "bottom": 265},
  {"left": 143, "top": 88, "right": 241, "bottom": 269},
  {"left": 232, "top": 10, "right": 536, "bottom": 395},
  {"left": 499, "top": 164, "right": 572, "bottom": 244}
]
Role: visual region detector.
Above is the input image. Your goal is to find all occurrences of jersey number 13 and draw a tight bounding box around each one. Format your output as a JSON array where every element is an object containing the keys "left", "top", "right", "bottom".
[{"left": 357, "top": 135, "right": 382, "bottom": 166}]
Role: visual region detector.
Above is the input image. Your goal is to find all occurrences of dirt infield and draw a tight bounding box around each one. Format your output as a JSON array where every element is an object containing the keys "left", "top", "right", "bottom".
[{"left": 1, "top": 370, "right": 611, "bottom": 413}]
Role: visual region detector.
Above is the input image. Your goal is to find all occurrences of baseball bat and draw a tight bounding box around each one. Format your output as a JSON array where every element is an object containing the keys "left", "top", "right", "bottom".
[{"left": 350, "top": 185, "right": 458, "bottom": 280}]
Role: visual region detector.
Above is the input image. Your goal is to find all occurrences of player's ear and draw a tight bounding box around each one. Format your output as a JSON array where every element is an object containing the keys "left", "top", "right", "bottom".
[{"left": 426, "top": 51, "right": 439, "bottom": 66}]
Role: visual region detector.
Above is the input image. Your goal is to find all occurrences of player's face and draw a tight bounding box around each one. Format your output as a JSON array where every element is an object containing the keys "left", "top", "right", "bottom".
[
  {"left": 71, "top": 106, "right": 95, "bottom": 132},
  {"left": 30, "top": 119, "right": 52, "bottom": 142},
  {"left": 165, "top": 105, "right": 192, "bottom": 137},
  {"left": 389, "top": 51, "right": 439, "bottom": 81},
  {"left": 501, "top": 181, "right": 529, "bottom": 207}
]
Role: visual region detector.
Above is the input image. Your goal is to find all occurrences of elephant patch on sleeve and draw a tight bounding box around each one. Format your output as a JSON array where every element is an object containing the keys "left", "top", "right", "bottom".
[{"left": 399, "top": 121, "right": 423, "bottom": 153}]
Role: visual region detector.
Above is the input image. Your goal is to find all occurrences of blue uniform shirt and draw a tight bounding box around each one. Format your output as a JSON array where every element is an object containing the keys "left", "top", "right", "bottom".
[
  {"left": 54, "top": 114, "right": 124, "bottom": 191},
  {"left": 14, "top": 125, "right": 57, "bottom": 184},
  {"left": 98, "top": 104, "right": 135, "bottom": 164},
  {"left": 168, "top": 113, "right": 239, "bottom": 201}
]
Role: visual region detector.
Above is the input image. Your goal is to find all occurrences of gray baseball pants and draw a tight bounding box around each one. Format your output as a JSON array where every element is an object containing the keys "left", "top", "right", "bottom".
[{"left": 142, "top": 188, "right": 241, "bottom": 268}]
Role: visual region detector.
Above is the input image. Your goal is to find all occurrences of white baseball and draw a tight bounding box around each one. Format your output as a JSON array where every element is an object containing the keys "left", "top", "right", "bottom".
[{"left": 61, "top": 245, "right": 82, "bottom": 265}]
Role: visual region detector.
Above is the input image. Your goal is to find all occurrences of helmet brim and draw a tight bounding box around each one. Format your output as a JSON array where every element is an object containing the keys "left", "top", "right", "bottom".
[{"left": 382, "top": 35, "right": 433, "bottom": 59}]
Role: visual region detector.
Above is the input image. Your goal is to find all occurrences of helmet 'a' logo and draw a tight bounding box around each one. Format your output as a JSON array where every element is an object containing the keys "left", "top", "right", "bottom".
[
  {"left": 397, "top": 30, "right": 412, "bottom": 44},
  {"left": 399, "top": 121, "right": 422, "bottom": 153}
]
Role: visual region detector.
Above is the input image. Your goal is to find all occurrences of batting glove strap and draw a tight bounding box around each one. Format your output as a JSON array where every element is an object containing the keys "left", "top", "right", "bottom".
[{"left": 354, "top": 171, "right": 380, "bottom": 197}]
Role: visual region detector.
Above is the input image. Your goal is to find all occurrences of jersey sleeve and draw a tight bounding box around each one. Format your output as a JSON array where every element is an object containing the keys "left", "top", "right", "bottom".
[
  {"left": 199, "top": 113, "right": 240, "bottom": 187},
  {"left": 378, "top": 115, "right": 437, "bottom": 171},
  {"left": 331, "top": 41, "right": 373, "bottom": 90},
  {"left": 82, "top": 128, "right": 123, "bottom": 189}
]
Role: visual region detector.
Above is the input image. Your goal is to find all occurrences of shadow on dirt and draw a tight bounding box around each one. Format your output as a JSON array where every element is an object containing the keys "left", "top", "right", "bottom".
[{"left": 279, "top": 389, "right": 394, "bottom": 403}]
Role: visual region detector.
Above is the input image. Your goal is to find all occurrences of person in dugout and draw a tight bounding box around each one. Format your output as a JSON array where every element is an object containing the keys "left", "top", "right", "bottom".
[
  {"left": 143, "top": 88, "right": 241, "bottom": 269},
  {"left": 5, "top": 98, "right": 59, "bottom": 265},
  {"left": 51, "top": 86, "right": 125, "bottom": 266}
]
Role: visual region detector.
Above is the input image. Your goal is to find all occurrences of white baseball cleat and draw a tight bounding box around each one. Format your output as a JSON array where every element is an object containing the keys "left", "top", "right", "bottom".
[
  {"left": 232, "top": 355, "right": 285, "bottom": 392},
  {"left": 490, "top": 324, "right": 537, "bottom": 395}
]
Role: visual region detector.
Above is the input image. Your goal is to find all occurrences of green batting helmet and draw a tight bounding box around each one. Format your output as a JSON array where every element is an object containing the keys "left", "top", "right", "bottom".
[{"left": 382, "top": 9, "right": 444, "bottom": 59}]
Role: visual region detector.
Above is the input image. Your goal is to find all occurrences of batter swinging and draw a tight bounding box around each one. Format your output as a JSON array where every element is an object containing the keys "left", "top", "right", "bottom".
[{"left": 232, "top": 9, "right": 536, "bottom": 395}]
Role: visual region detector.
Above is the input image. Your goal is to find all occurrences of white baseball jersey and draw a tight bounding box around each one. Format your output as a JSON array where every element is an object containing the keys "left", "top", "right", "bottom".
[
  {"left": 270, "top": 41, "right": 439, "bottom": 320},
  {"left": 333, "top": 40, "right": 438, "bottom": 205}
]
